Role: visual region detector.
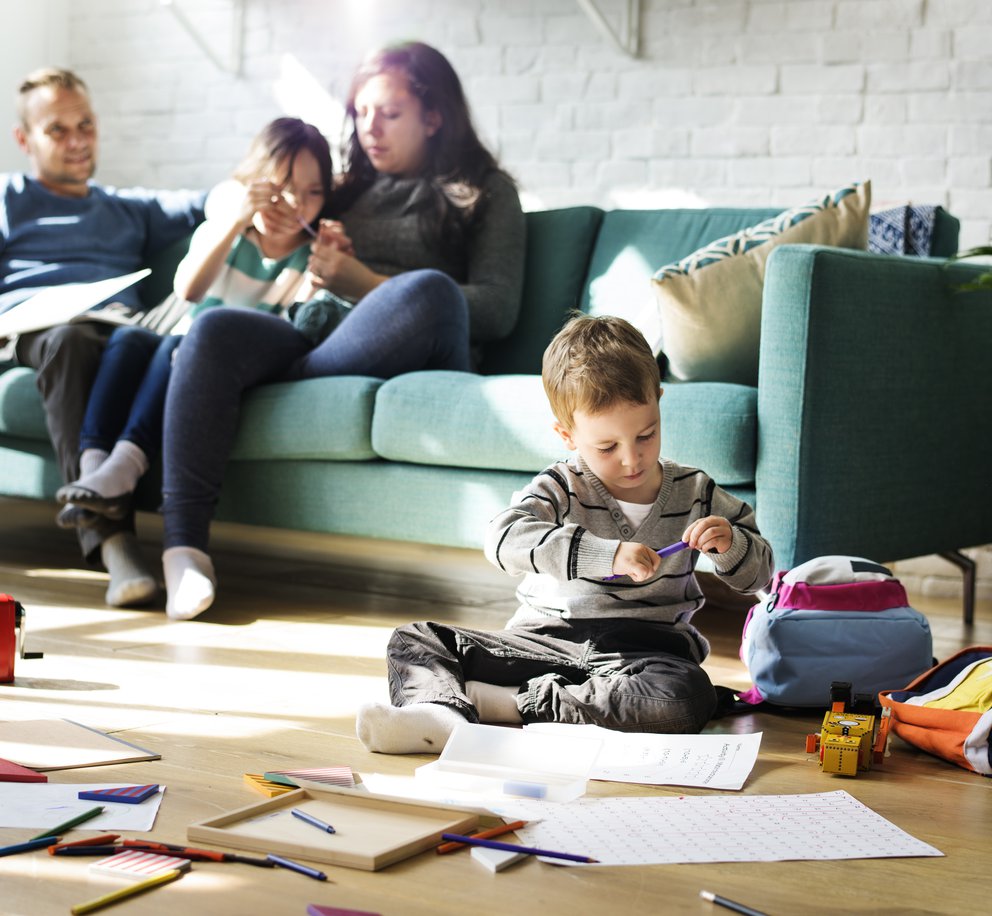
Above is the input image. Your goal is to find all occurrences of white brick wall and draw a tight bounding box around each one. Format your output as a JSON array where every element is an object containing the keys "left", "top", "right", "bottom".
[
  {"left": 45, "top": 0, "right": 992, "bottom": 596},
  {"left": 57, "top": 0, "right": 990, "bottom": 246}
]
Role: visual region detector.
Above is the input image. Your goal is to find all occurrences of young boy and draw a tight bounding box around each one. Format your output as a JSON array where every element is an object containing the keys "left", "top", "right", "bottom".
[{"left": 357, "top": 314, "right": 774, "bottom": 753}]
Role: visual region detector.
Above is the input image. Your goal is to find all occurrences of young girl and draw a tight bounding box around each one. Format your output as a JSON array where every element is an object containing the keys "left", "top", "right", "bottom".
[
  {"left": 158, "top": 42, "right": 526, "bottom": 621},
  {"left": 55, "top": 118, "right": 336, "bottom": 607}
]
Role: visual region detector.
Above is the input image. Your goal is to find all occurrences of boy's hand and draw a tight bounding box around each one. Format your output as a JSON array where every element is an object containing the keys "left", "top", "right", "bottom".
[
  {"left": 682, "top": 516, "right": 733, "bottom": 555},
  {"left": 611, "top": 542, "right": 661, "bottom": 582}
]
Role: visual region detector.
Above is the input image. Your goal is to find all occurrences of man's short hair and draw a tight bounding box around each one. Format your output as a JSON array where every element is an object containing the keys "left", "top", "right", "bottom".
[
  {"left": 542, "top": 313, "right": 661, "bottom": 429},
  {"left": 16, "top": 68, "right": 88, "bottom": 126}
]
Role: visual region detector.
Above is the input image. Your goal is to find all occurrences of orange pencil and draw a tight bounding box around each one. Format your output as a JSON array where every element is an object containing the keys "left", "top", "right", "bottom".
[
  {"left": 48, "top": 834, "right": 120, "bottom": 853},
  {"left": 436, "top": 820, "right": 528, "bottom": 854}
]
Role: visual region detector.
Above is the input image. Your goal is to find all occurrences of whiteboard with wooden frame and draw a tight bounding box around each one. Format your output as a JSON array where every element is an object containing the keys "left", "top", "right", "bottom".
[{"left": 187, "top": 785, "right": 479, "bottom": 871}]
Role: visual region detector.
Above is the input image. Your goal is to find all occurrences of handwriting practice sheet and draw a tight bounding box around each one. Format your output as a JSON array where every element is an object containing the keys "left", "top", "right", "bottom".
[
  {"left": 524, "top": 723, "right": 761, "bottom": 790},
  {"left": 515, "top": 790, "right": 943, "bottom": 866}
]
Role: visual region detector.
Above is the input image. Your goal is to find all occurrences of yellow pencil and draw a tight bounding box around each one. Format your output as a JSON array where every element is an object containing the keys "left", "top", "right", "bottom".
[{"left": 70, "top": 868, "right": 183, "bottom": 915}]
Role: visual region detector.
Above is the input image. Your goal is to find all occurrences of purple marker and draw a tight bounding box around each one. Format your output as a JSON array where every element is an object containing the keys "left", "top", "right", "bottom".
[
  {"left": 656, "top": 540, "right": 690, "bottom": 559},
  {"left": 602, "top": 539, "right": 688, "bottom": 581}
]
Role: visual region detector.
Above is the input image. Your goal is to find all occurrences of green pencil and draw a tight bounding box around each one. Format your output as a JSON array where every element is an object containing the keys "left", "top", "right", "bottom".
[{"left": 30, "top": 805, "right": 104, "bottom": 841}]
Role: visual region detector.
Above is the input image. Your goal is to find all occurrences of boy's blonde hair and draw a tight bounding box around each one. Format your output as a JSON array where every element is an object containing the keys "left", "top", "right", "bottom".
[
  {"left": 17, "top": 68, "right": 88, "bottom": 126},
  {"left": 542, "top": 313, "right": 661, "bottom": 429}
]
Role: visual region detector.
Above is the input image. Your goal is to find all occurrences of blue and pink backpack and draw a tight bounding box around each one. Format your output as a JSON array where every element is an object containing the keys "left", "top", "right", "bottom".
[{"left": 739, "top": 556, "right": 934, "bottom": 707}]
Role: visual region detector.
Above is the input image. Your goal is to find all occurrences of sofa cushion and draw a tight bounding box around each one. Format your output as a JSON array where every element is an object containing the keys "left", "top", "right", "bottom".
[
  {"left": 230, "top": 375, "right": 382, "bottom": 462},
  {"left": 372, "top": 371, "right": 757, "bottom": 485},
  {"left": 480, "top": 206, "right": 604, "bottom": 376},
  {"left": 373, "top": 372, "right": 561, "bottom": 473},
  {"left": 581, "top": 207, "right": 785, "bottom": 354},
  {"left": 653, "top": 181, "right": 871, "bottom": 386},
  {"left": 0, "top": 367, "right": 382, "bottom": 462},
  {"left": 0, "top": 367, "right": 48, "bottom": 439}
]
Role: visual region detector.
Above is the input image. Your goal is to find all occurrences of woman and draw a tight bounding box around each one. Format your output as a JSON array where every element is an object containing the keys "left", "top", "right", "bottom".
[{"left": 161, "top": 41, "right": 526, "bottom": 620}]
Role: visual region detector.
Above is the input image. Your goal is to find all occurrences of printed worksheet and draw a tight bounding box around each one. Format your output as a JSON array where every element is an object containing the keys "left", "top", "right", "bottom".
[
  {"left": 515, "top": 790, "right": 943, "bottom": 866},
  {"left": 524, "top": 723, "right": 761, "bottom": 790}
]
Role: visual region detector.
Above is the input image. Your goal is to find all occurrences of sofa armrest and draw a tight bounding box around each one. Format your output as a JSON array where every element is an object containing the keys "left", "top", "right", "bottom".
[{"left": 756, "top": 243, "right": 992, "bottom": 569}]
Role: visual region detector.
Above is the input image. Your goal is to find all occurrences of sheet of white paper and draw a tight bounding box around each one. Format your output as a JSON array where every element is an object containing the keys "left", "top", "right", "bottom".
[
  {"left": 525, "top": 723, "right": 761, "bottom": 790},
  {"left": 0, "top": 782, "right": 164, "bottom": 832},
  {"left": 358, "top": 773, "right": 546, "bottom": 822},
  {"left": 514, "top": 790, "right": 943, "bottom": 866},
  {"left": 0, "top": 269, "right": 150, "bottom": 337}
]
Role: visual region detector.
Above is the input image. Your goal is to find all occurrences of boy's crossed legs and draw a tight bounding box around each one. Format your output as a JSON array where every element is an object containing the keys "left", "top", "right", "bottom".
[{"left": 356, "top": 619, "right": 718, "bottom": 754}]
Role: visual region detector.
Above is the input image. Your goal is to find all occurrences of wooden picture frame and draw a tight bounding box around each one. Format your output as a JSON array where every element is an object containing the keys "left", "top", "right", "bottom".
[{"left": 187, "top": 785, "right": 479, "bottom": 871}]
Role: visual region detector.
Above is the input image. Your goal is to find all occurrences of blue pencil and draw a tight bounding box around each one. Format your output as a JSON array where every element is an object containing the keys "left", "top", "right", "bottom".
[
  {"left": 0, "top": 836, "right": 60, "bottom": 857},
  {"left": 267, "top": 853, "right": 327, "bottom": 880},
  {"left": 439, "top": 833, "right": 598, "bottom": 864}
]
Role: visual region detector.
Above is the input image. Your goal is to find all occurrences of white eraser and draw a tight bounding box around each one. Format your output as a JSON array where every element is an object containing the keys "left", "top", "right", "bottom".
[{"left": 470, "top": 845, "right": 528, "bottom": 873}]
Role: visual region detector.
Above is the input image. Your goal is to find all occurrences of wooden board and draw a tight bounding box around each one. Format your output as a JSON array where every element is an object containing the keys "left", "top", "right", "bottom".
[
  {"left": 0, "top": 719, "right": 159, "bottom": 771},
  {"left": 187, "top": 785, "right": 479, "bottom": 871}
]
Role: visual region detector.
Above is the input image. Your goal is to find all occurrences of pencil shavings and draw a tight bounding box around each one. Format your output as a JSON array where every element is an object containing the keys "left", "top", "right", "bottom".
[
  {"left": 243, "top": 773, "right": 296, "bottom": 797},
  {"left": 90, "top": 848, "right": 191, "bottom": 878}
]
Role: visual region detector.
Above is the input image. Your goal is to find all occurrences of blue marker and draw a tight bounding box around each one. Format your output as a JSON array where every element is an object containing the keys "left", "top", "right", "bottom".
[
  {"left": 267, "top": 853, "right": 327, "bottom": 881},
  {"left": 656, "top": 540, "right": 690, "bottom": 559},
  {"left": 291, "top": 808, "right": 336, "bottom": 834}
]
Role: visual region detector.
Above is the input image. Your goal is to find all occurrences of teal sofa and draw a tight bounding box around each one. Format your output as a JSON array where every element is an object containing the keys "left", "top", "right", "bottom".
[{"left": 1, "top": 206, "right": 989, "bottom": 597}]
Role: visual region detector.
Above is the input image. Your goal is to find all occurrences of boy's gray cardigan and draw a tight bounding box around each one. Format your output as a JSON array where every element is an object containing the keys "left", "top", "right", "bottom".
[{"left": 484, "top": 455, "right": 775, "bottom": 658}]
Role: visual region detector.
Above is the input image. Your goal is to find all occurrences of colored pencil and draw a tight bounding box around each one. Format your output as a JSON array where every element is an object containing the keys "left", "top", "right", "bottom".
[
  {"left": 297, "top": 216, "right": 318, "bottom": 239},
  {"left": 122, "top": 839, "right": 274, "bottom": 867},
  {"left": 436, "top": 820, "right": 528, "bottom": 854},
  {"left": 30, "top": 805, "right": 103, "bottom": 840},
  {"left": 0, "top": 836, "right": 59, "bottom": 857},
  {"left": 439, "top": 833, "right": 598, "bottom": 864},
  {"left": 267, "top": 853, "right": 327, "bottom": 880},
  {"left": 53, "top": 845, "right": 123, "bottom": 857},
  {"left": 49, "top": 834, "right": 120, "bottom": 852},
  {"left": 700, "top": 890, "right": 768, "bottom": 916},
  {"left": 70, "top": 867, "right": 183, "bottom": 915}
]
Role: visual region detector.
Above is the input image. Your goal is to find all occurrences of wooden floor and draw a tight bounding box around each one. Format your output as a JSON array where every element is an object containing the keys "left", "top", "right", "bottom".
[{"left": 1, "top": 497, "right": 989, "bottom": 916}]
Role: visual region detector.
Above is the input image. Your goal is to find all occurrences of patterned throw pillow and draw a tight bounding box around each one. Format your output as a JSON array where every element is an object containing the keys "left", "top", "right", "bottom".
[{"left": 652, "top": 181, "right": 871, "bottom": 386}]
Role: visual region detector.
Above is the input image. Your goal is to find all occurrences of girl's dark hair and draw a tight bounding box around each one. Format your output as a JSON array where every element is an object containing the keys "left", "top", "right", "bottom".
[
  {"left": 335, "top": 41, "right": 506, "bottom": 247},
  {"left": 234, "top": 117, "right": 334, "bottom": 229}
]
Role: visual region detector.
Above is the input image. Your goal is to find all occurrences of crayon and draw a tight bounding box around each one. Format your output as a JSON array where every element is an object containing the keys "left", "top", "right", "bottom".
[{"left": 70, "top": 867, "right": 182, "bottom": 915}]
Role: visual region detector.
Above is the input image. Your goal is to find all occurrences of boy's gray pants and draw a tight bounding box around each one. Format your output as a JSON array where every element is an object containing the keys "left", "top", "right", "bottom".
[{"left": 386, "top": 617, "right": 718, "bottom": 734}]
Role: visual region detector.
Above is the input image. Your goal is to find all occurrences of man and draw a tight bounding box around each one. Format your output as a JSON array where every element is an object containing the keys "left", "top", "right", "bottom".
[{"left": 1, "top": 68, "right": 205, "bottom": 606}]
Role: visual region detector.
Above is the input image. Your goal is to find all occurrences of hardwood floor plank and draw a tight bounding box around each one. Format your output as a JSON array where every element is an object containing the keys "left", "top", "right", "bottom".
[{"left": 1, "top": 497, "right": 989, "bottom": 915}]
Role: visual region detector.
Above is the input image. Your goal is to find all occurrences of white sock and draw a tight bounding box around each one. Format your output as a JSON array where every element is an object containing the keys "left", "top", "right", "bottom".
[
  {"left": 100, "top": 532, "right": 158, "bottom": 607},
  {"left": 71, "top": 441, "right": 148, "bottom": 499},
  {"left": 163, "top": 546, "right": 216, "bottom": 621},
  {"left": 466, "top": 681, "right": 523, "bottom": 723},
  {"left": 79, "top": 447, "right": 109, "bottom": 476},
  {"left": 356, "top": 702, "right": 466, "bottom": 754}
]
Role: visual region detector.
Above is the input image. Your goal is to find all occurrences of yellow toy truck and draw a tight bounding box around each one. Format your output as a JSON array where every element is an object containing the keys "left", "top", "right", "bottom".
[{"left": 805, "top": 681, "right": 891, "bottom": 776}]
